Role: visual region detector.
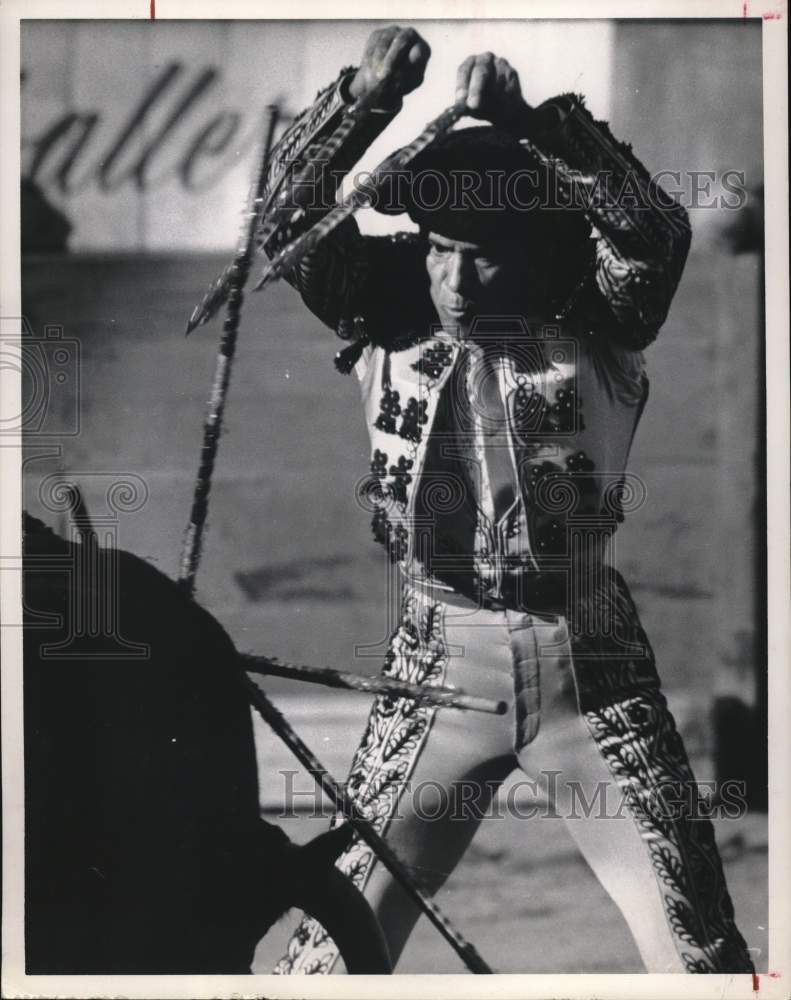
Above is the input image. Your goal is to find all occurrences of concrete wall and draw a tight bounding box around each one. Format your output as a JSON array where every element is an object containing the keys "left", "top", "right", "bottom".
[
  {"left": 21, "top": 19, "right": 614, "bottom": 250},
  {"left": 610, "top": 21, "right": 764, "bottom": 716}
]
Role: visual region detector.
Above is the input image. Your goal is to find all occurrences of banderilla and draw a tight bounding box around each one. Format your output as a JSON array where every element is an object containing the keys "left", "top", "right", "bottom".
[
  {"left": 243, "top": 674, "right": 494, "bottom": 974},
  {"left": 241, "top": 653, "right": 507, "bottom": 716}
]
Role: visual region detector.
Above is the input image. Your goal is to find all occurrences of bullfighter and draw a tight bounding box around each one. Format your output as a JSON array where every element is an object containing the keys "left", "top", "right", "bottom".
[{"left": 239, "top": 26, "right": 754, "bottom": 975}]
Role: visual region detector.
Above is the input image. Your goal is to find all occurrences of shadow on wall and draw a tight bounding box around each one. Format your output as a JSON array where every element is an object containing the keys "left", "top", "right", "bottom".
[{"left": 21, "top": 177, "right": 72, "bottom": 253}]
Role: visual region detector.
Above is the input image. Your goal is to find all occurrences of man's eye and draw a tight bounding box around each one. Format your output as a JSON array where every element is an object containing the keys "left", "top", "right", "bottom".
[{"left": 430, "top": 244, "right": 450, "bottom": 257}]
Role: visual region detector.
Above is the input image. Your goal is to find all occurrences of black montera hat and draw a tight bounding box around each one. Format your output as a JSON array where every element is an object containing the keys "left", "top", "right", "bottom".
[{"left": 375, "top": 125, "right": 588, "bottom": 250}]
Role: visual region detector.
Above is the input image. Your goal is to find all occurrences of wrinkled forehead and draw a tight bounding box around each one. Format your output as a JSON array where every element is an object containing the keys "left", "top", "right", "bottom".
[
  {"left": 426, "top": 231, "right": 481, "bottom": 251},
  {"left": 425, "top": 230, "right": 524, "bottom": 260},
  {"left": 426, "top": 231, "right": 506, "bottom": 255}
]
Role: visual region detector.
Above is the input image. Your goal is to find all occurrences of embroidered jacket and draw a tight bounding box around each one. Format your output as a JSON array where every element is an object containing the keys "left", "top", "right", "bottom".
[{"left": 257, "top": 68, "right": 692, "bottom": 614}]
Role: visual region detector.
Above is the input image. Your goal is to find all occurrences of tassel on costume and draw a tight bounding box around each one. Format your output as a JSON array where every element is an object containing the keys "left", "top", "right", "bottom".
[{"left": 334, "top": 337, "right": 368, "bottom": 374}]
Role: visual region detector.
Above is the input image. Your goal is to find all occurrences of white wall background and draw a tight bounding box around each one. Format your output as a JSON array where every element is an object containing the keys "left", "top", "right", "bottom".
[{"left": 21, "top": 19, "right": 614, "bottom": 250}]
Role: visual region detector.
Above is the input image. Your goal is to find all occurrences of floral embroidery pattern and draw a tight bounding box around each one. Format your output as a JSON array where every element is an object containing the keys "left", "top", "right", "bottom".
[
  {"left": 398, "top": 397, "right": 429, "bottom": 444},
  {"left": 564, "top": 449, "right": 595, "bottom": 474},
  {"left": 367, "top": 339, "right": 457, "bottom": 563},
  {"left": 371, "top": 508, "right": 409, "bottom": 564},
  {"left": 565, "top": 569, "right": 755, "bottom": 975},
  {"left": 374, "top": 387, "right": 401, "bottom": 435},
  {"left": 512, "top": 379, "right": 547, "bottom": 433},
  {"left": 521, "top": 451, "right": 600, "bottom": 558},
  {"left": 566, "top": 565, "right": 652, "bottom": 661},
  {"left": 508, "top": 368, "right": 584, "bottom": 443},
  {"left": 581, "top": 690, "right": 755, "bottom": 973},
  {"left": 389, "top": 456, "right": 414, "bottom": 505},
  {"left": 274, "top": 588, "right": 449, "bottom": 975},
  {"left": 370, "top": 448, "right": 388, "bottom": 479},
  {"left": 552, "top": 386, "right": 585, "bottom": 431},
  {"left": 411, "top": 342, "right": 454, "bottom": 381}
]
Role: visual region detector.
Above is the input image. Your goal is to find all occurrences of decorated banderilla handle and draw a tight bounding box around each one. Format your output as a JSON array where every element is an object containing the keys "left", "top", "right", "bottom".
[{"left": 251, "top": 101, "right": 466, "bottom": 292}]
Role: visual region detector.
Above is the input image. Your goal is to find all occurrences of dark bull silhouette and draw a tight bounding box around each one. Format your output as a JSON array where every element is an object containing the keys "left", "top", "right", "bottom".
[{"left": 23, "top": 512, "right": 391, "bottom": 974}]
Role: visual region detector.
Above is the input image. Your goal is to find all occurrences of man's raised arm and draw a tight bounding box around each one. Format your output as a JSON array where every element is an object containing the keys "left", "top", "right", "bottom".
[
  {"left": 455, "top": 53, "right": 692, "bottom": 348},
  {"left": 257, "top": 27, "right": 432, "bottom": 348}
]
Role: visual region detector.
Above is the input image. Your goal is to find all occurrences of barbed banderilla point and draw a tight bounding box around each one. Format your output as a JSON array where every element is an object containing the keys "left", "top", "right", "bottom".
[{"left": 242, "top": 674, "right": 494, "bottom": 974}]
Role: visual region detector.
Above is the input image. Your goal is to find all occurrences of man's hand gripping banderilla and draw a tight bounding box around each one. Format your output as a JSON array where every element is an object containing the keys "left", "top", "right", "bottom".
[
  {"left": 348, "top": 26, "right": 431, "bottom": 105},
  {"left": 455, "top": 52, "right": 532, "bottom": 128},
  {"left": 348, "top": 30, "right": 535, "bottom": 131}
]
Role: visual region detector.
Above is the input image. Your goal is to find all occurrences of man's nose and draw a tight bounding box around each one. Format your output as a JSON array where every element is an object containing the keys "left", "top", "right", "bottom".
[{"left": 446, "top": 251, "right": 470, "bottom": 293}]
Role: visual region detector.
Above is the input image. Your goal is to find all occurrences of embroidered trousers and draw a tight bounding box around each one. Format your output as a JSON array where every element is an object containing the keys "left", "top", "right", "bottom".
[{"left": 274, "top": 582, "right": 754, "bottom": 975}]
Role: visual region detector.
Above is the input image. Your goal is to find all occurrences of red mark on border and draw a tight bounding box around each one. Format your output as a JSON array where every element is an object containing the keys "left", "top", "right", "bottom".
[
  {"left": 763, "top": 10, "right": 783, "bottom": 17},
  {"left": 150, "top": 0, "right": 156, "bottom": 18},
  {"left": 768, "top": 971, "right": 782, "bottom": 978},
  {"left": 743, "top": 1, "right": 748, "bottom": 15},
  {"left": 753, "top": 972, "right": 760, "bottom": 992}
]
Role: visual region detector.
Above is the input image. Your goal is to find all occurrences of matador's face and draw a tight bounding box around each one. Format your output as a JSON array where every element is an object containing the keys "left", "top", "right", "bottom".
[{"left": 425, "top": 232, "right": 531, "bottom": 331}]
